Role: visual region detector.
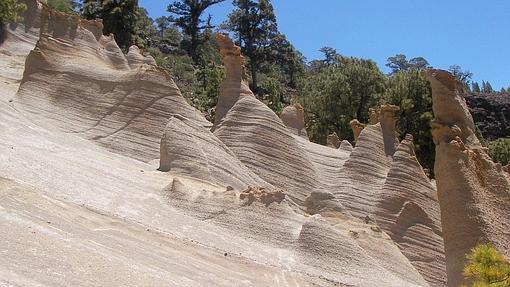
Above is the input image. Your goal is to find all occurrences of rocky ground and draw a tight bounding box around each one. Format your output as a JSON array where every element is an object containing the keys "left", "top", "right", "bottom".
[{"left": 464, "top": 92, "right": 510, "bottom": 140}]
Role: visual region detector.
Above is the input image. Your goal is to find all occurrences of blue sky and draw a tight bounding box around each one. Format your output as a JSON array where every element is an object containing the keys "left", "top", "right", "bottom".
[{"left": 140, "top": 0, "right": 510, "bottom": 89}]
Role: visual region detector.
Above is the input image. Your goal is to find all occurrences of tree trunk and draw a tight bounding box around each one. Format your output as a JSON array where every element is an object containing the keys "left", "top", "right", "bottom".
[
  {"left": 0, "top": 21, "right": 6, "bottom": 46},
  {"left": 356, "top": 95, "right": 366, "bottom": 120},
  {"left": 250, "top": 62, "right": 258, "bottom": 93},
  {"left": 190, "top": 32, "right": 198, "bottom": 62}
]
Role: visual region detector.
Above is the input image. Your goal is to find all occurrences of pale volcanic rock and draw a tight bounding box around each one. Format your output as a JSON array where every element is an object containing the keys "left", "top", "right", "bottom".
[
  {"left": 213, "top": 33, "right": 253, "bottom": 126},
  {"left": 304, "top": 190, "right": 347, "bottom": 216},
  {"left": 158, "top": 115, "right": 268, "bottom": 190},
  {"left": 0, "top": 0, "right": 42, "bottom": 99},
  {"left": 327, "top": 132, "right": 341, "bottom": 148},
  {"left": 213, "top": 95, "right": 321, "bottom": 204},
  {"left": 336, "top": 120, "right": 396, "bottom": 218},
  {"left": 423, "top": 69, "right": 510, "bottom": 287},
  {"left": 14, "top": 8, "right": 209, "bottom": 162},
  {"left": 280, "top": 103, "right": 309, "bottom": 139},
  {"left": 503, "top": 164, "right": 510, "bottom": 175},
  {"left": 339, "top": 140, "right": 354, "bottom": 152},
  {"left": 211, "top": 37, "right": 443, "bottom": 285},
  {"left": 296, "top": 216, "right": 429, "bottom": 287},
  {"left": 0, "top": 8, "right": 454, "bottom": 284},
  {"left": 126, "top": 45, "right": 157, "bottom": 69},
  {"left": 294, "top": 135, "right": 352, "bottom": 194},
  {"left": 369, "top": 107, "right": 380, "bottom": 124},
  {"left": 424, "top": 69, "right": 481, "bottom": 149},
  {"left": 379, "top": 104, "right": 400, "bottom": 156},
  {"left": 349, "top": 119, "right": 365, "bottom": 142},
  {"left": 375, "top": 134, "right": 446, "bottom": 286},
  {"left": 163, "top": 177, "right": 430, "bottom": 287}
]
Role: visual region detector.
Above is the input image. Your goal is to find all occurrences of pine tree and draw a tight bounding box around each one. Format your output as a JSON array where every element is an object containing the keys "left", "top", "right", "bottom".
[
  {"left": 223, "top": 0, "right": 279, "bottom": 92},
  {"left": 463, "top": 244, "right": 510, "bottom": 286},
  {"left": 481, "top": 81, "right": 494, "bottom": 93},
  {"left": 167, "top": 0, "right": 225, "bottom": 63},
  {"left": 46, "top": 0, "right": 80, "bottom": 13},
  {"left": 449, "top": 65, "right": 473, "bottom": 92},
  {"left": 472, "top": 82, "right": 481, "bottom": 93},
  {"left": 386, "top": 54, "right": 430, "bottom": 73}
]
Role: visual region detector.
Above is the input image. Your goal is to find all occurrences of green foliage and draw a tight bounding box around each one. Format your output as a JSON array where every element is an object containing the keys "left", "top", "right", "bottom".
[
  {"left": 0, "top": 0, "right": 26, "bottom": 44},
  {"left": 463, "top": 244, "right": 510, "bottom": 286},
  {"left": 482, "top": 80, "right": 495, "bottom": 93},
  {"left": 223, "top": 0, "right": 279, "bottom": 91},
  {"left": 134, "top": 7, "right": 158, "bottom": 50},
  {"left": 487, "top": 138, "right": 510, "bottom": 166},
  {"left": 296, "top": 54, "right": 385, "bottom": 144},
  {"left": 386, "top": 54, "right": 430, "bottom": 73},
  {"left": 46, "top": 0, "right": 78, "bottom": 13},
  {"left": 155, "top": 16, "right": 182, "bottom": 47},
  {"left": 271, "top": 33, "right": 305, "bottom": 88},
  {"left": 475, "top": 126, "right": 489, "bottom": 147},
  {"left": 82, "top": 0, "right": 140, "bottom": 51},
  {"left": 0, "top": 0, "right": 27, "bottom": 22},
  {"left": 449, "top": 65, "right": 473, "bottom": 92},
  {"left": 382, "top": 70, "right": 435, "bottom": 172},
  {"left": 148, "top": 32, "right": 224, "bottom": 121},
  {"left": 319, "top": 47, "right": 338, "bottom": 66},
  {"left": 167, "top": 0, "right": 225, "bottom": 62},
  {"left": 194, "top": 61, "right": 225, "bottom": 118},
  {"left": 261, "top": 77, "right": 283, "bottom": 114},
  {"left": 472, "top": 82, "right": 481, "bottom": 93}
]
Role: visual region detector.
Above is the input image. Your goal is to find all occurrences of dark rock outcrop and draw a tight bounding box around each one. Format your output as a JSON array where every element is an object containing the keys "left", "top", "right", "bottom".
[{"left": 463, "top": 92, "right": 510, "bottom": 140}]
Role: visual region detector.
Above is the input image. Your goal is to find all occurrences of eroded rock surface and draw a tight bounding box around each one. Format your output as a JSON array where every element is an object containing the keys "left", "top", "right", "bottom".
[
  {"left": 280, "top": 103, "right": 309, "bottom": 139},
  {"left": 424, "top": 69, "right": 510, "bottom": 287},
  {"left": 349, "top": 119, "right": 365, "bottom": 142},
  {"left": 0, "top": 6, "right": 455, "bottom": 285},
  {"left": 158, "top": 115, "right": 268, "bottom": 190},
  {"left": 14, "top": 6, "right": 209, "bottom": 162},
  {"left": 376, "top": 134, "right": 446, "bottom": 286},
  {"left": 213, "top": 33, "right": 253, "bottom": 127},
  {"left": 327, "top": 132, "right": 341, "bottom": 148},
  {"left": 208, "top": 35, "right": 447, "bottom": 286}
]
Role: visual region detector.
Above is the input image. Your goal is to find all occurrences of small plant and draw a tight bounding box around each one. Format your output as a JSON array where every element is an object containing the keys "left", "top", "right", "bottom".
[
  {"left": 261, "top": 77, "right": 283, "bottom": 115},
  {"left": 0, "top": 0, "right": 27, "bottom": 23},
  {"left": 463, "top": 244, "right": 510, "bottom": 287},
  {"left": 488, "top": 138, "right": 510, "bottom": 166}
]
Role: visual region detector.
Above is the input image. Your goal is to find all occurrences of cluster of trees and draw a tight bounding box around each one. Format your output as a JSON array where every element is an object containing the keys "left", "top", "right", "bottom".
[
  {"left": 4, "top": 0, "right": 509, "bottom": 171},
  {"left": 0, "top": 0, "right": 26, "bottom": 43},
  {"left": 297, "top": 51, "right": 435, "bottom": 170},
  {"left": 462, "top": 244, "right": 510, "bottom": 287},
  {"left": 297, "top": 50, "right": 510, "bottom": 172}
]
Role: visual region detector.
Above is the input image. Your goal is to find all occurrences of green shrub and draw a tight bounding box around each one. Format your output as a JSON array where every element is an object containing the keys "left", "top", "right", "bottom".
[
  {"left": 0, "top": 0, "right": 27, "bottom": 22},
  {"left": 46, "top": 0, "right": 75, "bottom": 13},
  {"left": 463, "top": 244, "right": 510, "bottom": 286},
  {"left": 261, "top": 77, "right": 283, "bottom": 115},
  {"left": 488, "top": 138, "right": 510, "bottom": 166}
]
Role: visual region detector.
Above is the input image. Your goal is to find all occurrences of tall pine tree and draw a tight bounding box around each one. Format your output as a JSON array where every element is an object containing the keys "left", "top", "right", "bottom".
[
  {"left": 223, "top": 0, "right": 278, "bottom": 92},
  {"left": 167, "top": 0, "right": 225, "bottom": 63}
]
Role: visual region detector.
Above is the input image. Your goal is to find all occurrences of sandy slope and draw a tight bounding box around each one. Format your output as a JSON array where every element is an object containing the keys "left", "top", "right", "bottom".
[{"left": 0, "top": 178, "right": 311, "bottom": 287}]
